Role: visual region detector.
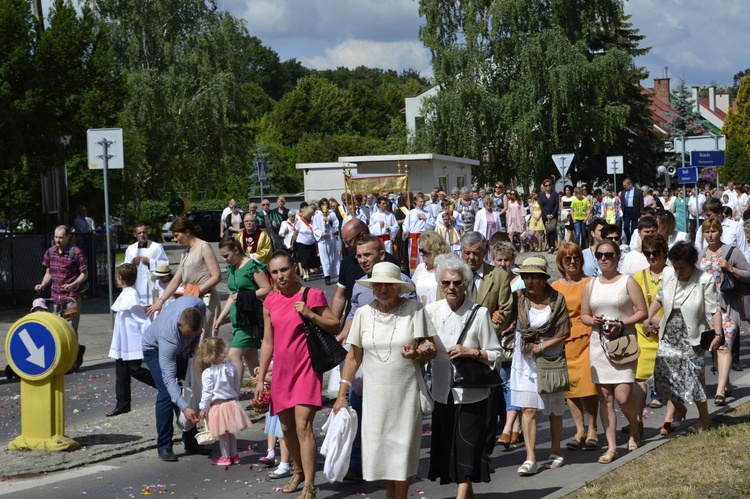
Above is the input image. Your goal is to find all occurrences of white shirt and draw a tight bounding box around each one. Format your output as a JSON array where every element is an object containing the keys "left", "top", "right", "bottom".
[
  {"left": 694, "top": 217, "right": 749, "bottom": 256},
  {"left": 320, "top": 407, "right": 358, "bottom": 483},
  {"left": 688, "top": 194, "right": 707, "bottom": 220},
  {"left": 424, "top": 299, "right": 501, "bottom": 405},
  {"left": 402, "top": 207, "right": 435, "bottom": 236},
  {"left": 199, "top": 362, "right": 241, "bottom": 411},
  {"left": 368, "top": 208, "right": 399, "bottom": 239},
  {"left": 123, "top": 240, "right": 169, "bottom": 305}
]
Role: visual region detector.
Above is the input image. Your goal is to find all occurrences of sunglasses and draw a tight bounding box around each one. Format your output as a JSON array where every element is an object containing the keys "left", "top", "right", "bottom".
[
  {"left": 563, "top": 255, "right": 581, "bottom": 263},
  {"left": 643, "top": 250, "right": 662, "bottom": 258},
  {"left": 418, "top": 248, "right": 429, "bottom": 256},
  {"left": 604, "top": 236, "right": 620, "bottom": 242},
  {"left": 595, "top": 251, "right": 616, "bottom": 260},
  {"left": 441, "top": 279, "right": 463, "bottom": 287}
]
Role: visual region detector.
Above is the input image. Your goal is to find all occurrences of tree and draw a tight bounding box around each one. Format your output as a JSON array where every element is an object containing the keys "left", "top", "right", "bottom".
[
  {"left": 722, "top": 75, "right": 750, "bottom": 184},
  {"left": 418, "top": 0, "right": 660, "bottom": 187},
  {"left": 665, "top": 77, "right": 704, "bottom": 169}
]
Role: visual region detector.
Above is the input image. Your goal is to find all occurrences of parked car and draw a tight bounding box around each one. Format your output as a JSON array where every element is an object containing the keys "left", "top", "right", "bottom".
[
  {"left": 185, "top": 210, "right": 223, "bottom": 242},
  {"left": 161, "top": 214, "right": 175, "bottom": 242}
]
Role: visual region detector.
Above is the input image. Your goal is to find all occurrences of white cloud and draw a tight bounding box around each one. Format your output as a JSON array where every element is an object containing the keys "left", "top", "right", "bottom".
[{"left": 302, "top": 39, "right": 432, "bottom": 75}]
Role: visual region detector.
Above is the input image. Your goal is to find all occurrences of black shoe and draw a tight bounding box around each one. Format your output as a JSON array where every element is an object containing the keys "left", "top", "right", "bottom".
[
  {"left": 158, "top": 449, "right": 178, "bottom": 462},
  {"left": 343, "top": 471, "right": 363, "bottom": 482},
  {"left": 324, "top": 276, "right": 331, "bottom": 285},
  {"left": 76, "top": 345, "right": 86, "bottom": 368},
  {"left": 184, "top": 445, "right": 212, "bottom": 456},
  {"left": 106, "top": 405, "right": 131, "bottom": 417},
  {"left": 732, "top": 363, "right": 744, "bottom": 372}
]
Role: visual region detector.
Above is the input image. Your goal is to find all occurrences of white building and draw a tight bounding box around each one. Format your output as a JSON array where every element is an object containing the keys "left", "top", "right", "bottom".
[{"left": 296, "top": 153, "right": 478, "bottom": 201}]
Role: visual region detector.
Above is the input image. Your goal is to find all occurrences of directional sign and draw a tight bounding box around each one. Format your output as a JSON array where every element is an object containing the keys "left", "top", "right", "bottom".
[
  {"left": 87, "top": 128, "right": 124, "bottom": 170},
  {"left": 551, "top": 154, "right": 575, "bottom": 177},
  {"left": 673, "top": 135, "right": 726, "bottom": 153},
  {"left": 690, "top": 150, "right": 725, "bottom": 167},
  {"left": 7, "top": 321, "right": 58, "bottom": 378},
  {"left": 606, "top": 156, "right": 624, "bottom": 175},
  {"left": 677, "top": 167, "right": 698, "bottom": 184},
  {"left": 257, "top": 161, "right": 268, "bottom": 183}
]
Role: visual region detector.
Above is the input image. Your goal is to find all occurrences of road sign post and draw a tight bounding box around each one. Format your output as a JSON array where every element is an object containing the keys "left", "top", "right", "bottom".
[
  {"left": 87, "top": 128, "right": 124, "bottom": 321},
  {"left": 606, "top": 156, "right": 624, "bottom": 192},
  {"left": 552, "top": 154, "right": 575, "bottom": 190},
  {"left": 5, "top": 313, "right": 79, "bottom": 451},
  {"left": 257, "top": 161, "right": 268, "bottom": 200}
]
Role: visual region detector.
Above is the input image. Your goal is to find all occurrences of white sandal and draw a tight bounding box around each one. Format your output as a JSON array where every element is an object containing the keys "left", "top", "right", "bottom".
[
  {"left": 517, "top": 460, "right": 538, "bottom": 476},
  {"left": 545, "top": 453, "right": 565, "bottom": 469}
]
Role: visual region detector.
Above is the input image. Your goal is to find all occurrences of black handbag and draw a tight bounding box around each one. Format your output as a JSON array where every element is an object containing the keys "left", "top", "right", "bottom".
[
  {"left": 299, "top": 288, "right": 347, "bottom": 373},
  {"left": 451, "top": 305, "right": 503, "bottom": 389},
  {"left": 700, "top": 330, "right": 724, "bottom": 350},
  {"left": 720, "top": 247, "right": 750, "bottom": 295}
]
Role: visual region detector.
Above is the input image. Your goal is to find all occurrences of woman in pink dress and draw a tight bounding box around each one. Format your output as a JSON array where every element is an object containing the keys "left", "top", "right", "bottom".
[
  {"left": 255, "top": 251, "right": 339, "bottom": 499},
  {"left": 505, "top": 190, "right": 527, "bottom": 251}
]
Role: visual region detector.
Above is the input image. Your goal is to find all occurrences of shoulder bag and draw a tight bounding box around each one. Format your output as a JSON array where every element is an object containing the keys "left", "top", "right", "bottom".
[
  {"left": 413, "top": 360, "right": 434, "bottom": 415},
  {"left": 720, "top": 247, "right": 750, "bottom": 295},
  {"left": 451, "top": 305, "right": 503, "bottom": 388},
  {"left": 601, "top": 331, "right": 640, "bottom": 366},
  {"left": 299, "top": 288, "right": 348, "bottom": 373},
  {"left": 536, "top": 354, "right": 569, "bottom": 394}
]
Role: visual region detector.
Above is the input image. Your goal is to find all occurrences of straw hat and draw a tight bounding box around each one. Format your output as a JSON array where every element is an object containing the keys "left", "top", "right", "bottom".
[
  {"left": 356, "top": 262, "right": 415, "bottom": 293},
  {"left": 152, "top": 263, "right": 173, "bottom": 277},
  {"left": 514, "top": 256, "right": 551, "bottom": 280}
]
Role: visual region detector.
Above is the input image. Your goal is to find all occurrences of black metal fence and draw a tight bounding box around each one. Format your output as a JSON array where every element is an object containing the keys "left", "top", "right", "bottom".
[{"left": 0, "top": 232, "right": 115, "bottom": 306}]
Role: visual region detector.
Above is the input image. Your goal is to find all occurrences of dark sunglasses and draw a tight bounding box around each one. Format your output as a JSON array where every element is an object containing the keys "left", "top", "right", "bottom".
[
  {"left": 595, "top": 251, "right": 616, "bottom": 260},
  {"left": 418, "top": 248, "right": 429, "bottom": 256},
  {"left": 643, "top": 250, "right": 662, "bottom": 258},
  {"left": 441, "top": 279, "right": 463, "bottom": 287},
  {"left": 604, "top": 236, "right": 620, "bottom": 242}
]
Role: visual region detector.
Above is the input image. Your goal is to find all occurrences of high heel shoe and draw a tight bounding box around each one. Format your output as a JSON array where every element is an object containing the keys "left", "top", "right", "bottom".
[
  {"left": 497, "top": 433, "right": 511, "bottom": 450},
  {"left": 510, "top": 430, "right": 524, "bottom": 446},
  {"left": 282, "top": 468, "right": 304, "bottom": 494},
  {"left": 297, "top": 483, "right": 317, "bottom": 499}
]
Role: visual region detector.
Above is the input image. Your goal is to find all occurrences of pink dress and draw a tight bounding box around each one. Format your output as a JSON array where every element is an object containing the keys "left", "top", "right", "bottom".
[
  {"left": 506, "top": 200, "right": 526, "bottom": 233},
  {"left": 263, "top": 287, "right": 328, "bottom": 415}
]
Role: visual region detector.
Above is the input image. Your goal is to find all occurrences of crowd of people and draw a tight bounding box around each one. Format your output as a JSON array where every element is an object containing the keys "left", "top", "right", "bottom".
[{"left": 30, "top": 176, "right": 750, "bottom": 498}]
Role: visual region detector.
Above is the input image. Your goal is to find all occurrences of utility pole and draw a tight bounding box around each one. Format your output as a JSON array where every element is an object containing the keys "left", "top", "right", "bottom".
[{"left": 30, "top": 0, "right": 45, "bottom": 36}]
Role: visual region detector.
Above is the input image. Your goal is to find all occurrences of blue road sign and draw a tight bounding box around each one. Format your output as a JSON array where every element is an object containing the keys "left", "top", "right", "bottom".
[
  {"left": 257, "top": 161, "right": 268, "bottom": 183},
  {"left": 678, "top": 167, "right": 698, "bottom": 184},
  {"left": 690, "top": 150, "right": 725, "bottom": 167},
  {"left": 7, "top": 321, "right": 57, "bottom": 377}
]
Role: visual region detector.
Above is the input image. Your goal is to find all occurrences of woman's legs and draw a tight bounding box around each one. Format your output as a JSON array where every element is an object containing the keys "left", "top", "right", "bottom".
[
  {"left": 582, "top": 395, "right": 599, "bottom": 438},
  {"left": 716, "top": 346, "right": 732, "bottom": 397},
  {"left": 228, "top": 347, "right": 245, "bottom": 383},
  {"left": 386, "top": 479, "right": 410, "bottom": 499},
  {"left": 567, "top": 397, "right": 586, "bottom": 438},
  {"left": 613, "top": 383, "right": 641, "bottom": 450},
  {"left": 457, "top": 479, "right": 473, "bottom": 499},
  {"left": 632, "top": 380, "right": 648, "bottom": 427},
  {"left": 696, "top": 401, "right": 711, "bottom": 428},
  {"left": 598, "top": 384, "right": 617, "bottom": 452},
  {"left": 521, "top": 407, "right": 538, "bottom": 462},
  {"left": 278, "top": 405, "right": 318, "bottom": 489},
  {"left": 243, "top": 348, "right": 259, "bottom": 379},
  {"left": 549, "top": 413, "right": 564, "bottom": 456}
]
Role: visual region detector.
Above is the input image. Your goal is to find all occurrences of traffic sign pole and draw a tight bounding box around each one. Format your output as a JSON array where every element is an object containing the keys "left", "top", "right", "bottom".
[{"left": 97, "top": 138, "right": 115, "bottom": 323}]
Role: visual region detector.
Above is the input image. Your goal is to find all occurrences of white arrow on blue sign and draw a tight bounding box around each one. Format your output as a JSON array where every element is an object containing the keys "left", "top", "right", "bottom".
[{"left": 7, "top": 322, "right": 56, "bottom": 376}]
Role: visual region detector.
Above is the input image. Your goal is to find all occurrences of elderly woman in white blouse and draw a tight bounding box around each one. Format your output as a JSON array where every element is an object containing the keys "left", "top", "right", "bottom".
[{"left": 425, "top": 254, "right": 502, "bottom": 499}]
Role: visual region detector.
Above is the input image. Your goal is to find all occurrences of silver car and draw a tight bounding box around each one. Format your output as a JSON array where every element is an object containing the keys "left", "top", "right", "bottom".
[{"left": 161, "top": 214, "right": 175, "bottom": 242}]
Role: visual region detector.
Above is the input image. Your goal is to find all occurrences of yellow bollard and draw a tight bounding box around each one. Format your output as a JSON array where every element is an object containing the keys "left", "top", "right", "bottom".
[{"left": 5, "top": 312, "right": 79, "bottom": 451}]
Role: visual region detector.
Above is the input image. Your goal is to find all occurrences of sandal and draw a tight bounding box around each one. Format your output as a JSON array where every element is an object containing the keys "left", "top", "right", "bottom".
[
  {"left": 282, "top": 469, "right": 304, "bottom": 494},
  {"left": 497, "top": 433, "right": 511, "bottom": 449},
  {"left": 544, "top": 453, "right": 565, "bottom": 469},
  {"left": 659, "top": 422, "right": 676, "bottom": 435},
  {"left": 297, "top": 483, "right": 317, "bottom": 499},
  {"left": 517, "top": 460, "right": 538, "bottom": 476},
  {"left": 628, "top": 436, "right": 640, "bottom": 452},
  {"left": 510, "top": 431, "right": 524, "bottom": 445},
  {"left": 598, "top": 450, "right": 618, "bottom": 464},
  {"left": 715, "top": 394, "right": 726, "bottom": 406},
  {"left": 566, "top": 434, "right": 586, "bottom": 450},
  {"left": 585, "top": 433, "right": 599, "bottom": 450},
  {"left": 649, "top": 399, "right": 663, "bottom": 409}
]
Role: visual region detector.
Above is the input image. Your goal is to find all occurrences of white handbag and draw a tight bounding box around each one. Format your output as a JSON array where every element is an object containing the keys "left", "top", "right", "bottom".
[{"left": 414, "top": 361, "right": 434, "bottom": 415}]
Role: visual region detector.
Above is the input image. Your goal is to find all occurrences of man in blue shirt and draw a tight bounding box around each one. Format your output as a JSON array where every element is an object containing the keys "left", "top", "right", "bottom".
[{"left": 142, "top": 296, "right": 209, "bottom": 461}]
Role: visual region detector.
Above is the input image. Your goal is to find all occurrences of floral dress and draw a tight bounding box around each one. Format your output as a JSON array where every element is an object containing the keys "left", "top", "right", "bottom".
[{"left": 698, "top": 253, "right": 737, "bottom": 349}]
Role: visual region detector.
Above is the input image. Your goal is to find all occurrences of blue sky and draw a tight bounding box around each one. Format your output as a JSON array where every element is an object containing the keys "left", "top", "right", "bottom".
[{"left": 219, "top": 0, "right": 750, "bottom": 89}]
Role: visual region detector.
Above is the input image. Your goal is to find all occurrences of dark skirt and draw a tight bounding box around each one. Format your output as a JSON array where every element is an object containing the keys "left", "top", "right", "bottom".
[
  {"left": 296, "top": 242, "right": 317, "bottom": 269},
  {"left": 428, "top": 392, "right": 491, "bottom": 485},
  {"left": 654, "top": 310, "right": 707, "bottom": 405}
]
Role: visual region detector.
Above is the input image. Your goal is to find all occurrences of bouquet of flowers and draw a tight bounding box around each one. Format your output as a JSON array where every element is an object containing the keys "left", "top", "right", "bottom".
[{"left": 251, "top": 387, "right": 271, "bottom": 416}]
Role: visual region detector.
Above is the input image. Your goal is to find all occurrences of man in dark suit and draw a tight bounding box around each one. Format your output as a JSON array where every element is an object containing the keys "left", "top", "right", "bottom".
[
  {"left": 456, "top": 231, "right": 515, "bottom": 460},
  {"left": 620, "top": 177, "right": 644, "bottom": 245}
]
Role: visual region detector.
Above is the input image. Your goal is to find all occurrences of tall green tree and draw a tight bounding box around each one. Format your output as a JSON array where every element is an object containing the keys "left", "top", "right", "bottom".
[
  {"left": 418, "top": 0, "right": 659, "bottom": 187},
  {"left": 665, "top": 77, "right": 704, "bottom": 169},
  {"left": 722, "top": 75, "right": 750, "bottom": 184}
]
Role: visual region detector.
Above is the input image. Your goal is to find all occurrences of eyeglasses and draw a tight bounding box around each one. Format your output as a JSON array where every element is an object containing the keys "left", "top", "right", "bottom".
[
  {"left": 494, "top": 185, "right": 502, "bottom": 189},
  {"left": 604, "top": 236, "right": 620, "bottom": 242},
  {"left": 441, "top": 279, "right": 463, "bottom": 287},
  {"left": 563, "top": 255, "right": 581, "bottom": 263},
  {"left": 261, "top": 203, "right": 269, "bottom": 206},
  {"left": 643, "top": 250, "right": 662, "bottom": 258},
  {"left": 343, "top": 234, "right": 359, "bottom": 247},
  {"left": 418, "top": 248, "right": 429, "bottom": 256},
  {"left": 595, "top": 251, "right": 616, "bottom": 260}
]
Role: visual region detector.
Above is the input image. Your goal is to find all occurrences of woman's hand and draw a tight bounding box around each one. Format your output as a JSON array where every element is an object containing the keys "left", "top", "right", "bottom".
[
  {"left": 401, "top": 343, "right": 418, "bottom": 359},
  {"left": 199, "top": 410, "right": 206, "bottom": 420},
  {"left": 253, "top": 382, "right": 265, "bottom": 402},
  {"left": 294, "top": 301, "right": 312, "bottom": 320},
  {"left": 146, "top": 300, "right": 163, "bottom": 317},
  {"left": 212, "top": 319, "right": 221, "bottom": 332},
  {"left": 719, "top": 257, "right": 730, "bottom": 271},
  {"left": 333, "top": 395, "right": 349, "bottom": 414},
  {"left": 448, "top": 344, "right": 474, "bottom": 360},
  {"left": 709, "top": 334, "right": 723, "bottom": 352},
  {"left": 602, "top": 320, "right": 622, "bottom": 337},
  {"left": 592, "top": 314, "right": 605, "bottom": 329}
]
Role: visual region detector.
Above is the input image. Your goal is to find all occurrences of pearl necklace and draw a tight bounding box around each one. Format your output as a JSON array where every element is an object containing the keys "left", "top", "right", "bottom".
[{"left": 370, "top": 300, "right": 405, "bottom": 363}]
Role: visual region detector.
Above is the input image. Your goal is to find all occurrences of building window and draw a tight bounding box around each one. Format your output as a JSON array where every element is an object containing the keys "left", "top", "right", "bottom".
[
  {"left": 457, "top": 176, "right": 466, "bottom": 189},
  {"left": 439, "top": 176, "right": 448, "bottom": 193}
]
